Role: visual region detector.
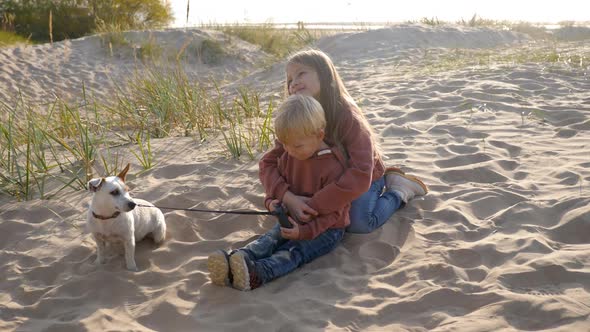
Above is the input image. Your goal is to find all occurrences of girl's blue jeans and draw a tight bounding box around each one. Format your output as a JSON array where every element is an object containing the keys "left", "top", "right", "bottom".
[
  {"left": 239, "top": 224, "right": 344, "bottom": 285},
  {"left": 346, "top": 176, "right": 403, "bottom": 234}
]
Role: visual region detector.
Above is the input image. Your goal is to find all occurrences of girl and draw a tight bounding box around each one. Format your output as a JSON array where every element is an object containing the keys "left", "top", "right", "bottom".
[{"left": 259, "top": 49, "right": 428, "bottom": 233}]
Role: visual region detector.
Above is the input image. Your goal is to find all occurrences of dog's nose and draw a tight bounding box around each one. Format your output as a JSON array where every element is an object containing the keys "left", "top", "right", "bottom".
[{"left": 128, "top": 201, "right": 137, "bottom": 210}]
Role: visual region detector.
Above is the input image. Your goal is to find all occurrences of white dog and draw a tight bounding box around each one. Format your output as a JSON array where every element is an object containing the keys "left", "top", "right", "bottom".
[{"left": 87, "top": 163, "right": 166, "bottom": 271}]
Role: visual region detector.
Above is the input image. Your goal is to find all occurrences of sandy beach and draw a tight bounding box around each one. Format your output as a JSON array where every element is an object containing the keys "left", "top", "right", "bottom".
[{"left": 1, "top": 24, "right": 589, "bottom": 331}]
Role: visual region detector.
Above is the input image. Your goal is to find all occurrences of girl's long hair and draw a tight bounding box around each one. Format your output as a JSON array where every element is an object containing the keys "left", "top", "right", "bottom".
[{"left": 286, "top": 49, "right": 380, "bottom": 158}]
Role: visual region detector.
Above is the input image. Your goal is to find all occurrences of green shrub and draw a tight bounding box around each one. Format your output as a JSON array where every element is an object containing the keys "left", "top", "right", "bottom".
[
  {"left": 89, "top": 0, "right": 173, "bottom": 30},
  {"left": 0, "top": 30, "right": 31, "bottom": 46},
  {"left": 1, "top": 0, "right": 94, "bottom": 42},
  {"left": 198, "top": 39, "right": 225, "bottom": 64},
  {"left": 0, "top": 0, "right": 173, "bottom": 43}
]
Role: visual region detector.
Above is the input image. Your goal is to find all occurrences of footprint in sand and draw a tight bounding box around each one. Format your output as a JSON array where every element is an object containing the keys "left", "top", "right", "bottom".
[
  {"left": 357, "top": 219, "right": 414, "bottom": 271},
  {"left": 358, "top": 241, "right": 401, "bottom": 271}
]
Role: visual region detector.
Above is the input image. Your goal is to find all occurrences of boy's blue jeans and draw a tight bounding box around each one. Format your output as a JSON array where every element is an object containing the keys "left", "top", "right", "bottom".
[
  {"left": 347, "top": 176, "right": 403, "bottom": 234},
  {"left": 239, "top": 224, "right": 344, "bottom": 285}
]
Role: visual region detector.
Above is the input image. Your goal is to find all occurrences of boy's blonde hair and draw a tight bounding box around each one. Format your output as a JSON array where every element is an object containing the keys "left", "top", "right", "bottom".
[{"left": 275, "top": 95, "right": 326, "bottom": 144}]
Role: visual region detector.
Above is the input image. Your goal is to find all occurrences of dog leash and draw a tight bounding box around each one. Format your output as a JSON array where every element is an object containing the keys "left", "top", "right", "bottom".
[
  {"left": 135, "top": 203, "right": 273, "bottom": 215},
  {"left": 136, "top": 204, "right": 293, "bottom": 228}
]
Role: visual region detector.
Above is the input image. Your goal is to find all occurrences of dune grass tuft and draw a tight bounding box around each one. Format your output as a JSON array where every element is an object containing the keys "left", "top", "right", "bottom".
[
  {"left": 201, "top": 22, "right": 326, "bottom": 59},
  {"left": 0, "top": 30, "right": 32, "bottom": 46},
  {"left": 0, "top": 65, "right": 276, "bottom": 202}
]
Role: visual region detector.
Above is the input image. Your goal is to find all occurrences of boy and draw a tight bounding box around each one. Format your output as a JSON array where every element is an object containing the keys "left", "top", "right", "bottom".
[{"left": 208, "top": 94, "right": 349, "bottom": 291}]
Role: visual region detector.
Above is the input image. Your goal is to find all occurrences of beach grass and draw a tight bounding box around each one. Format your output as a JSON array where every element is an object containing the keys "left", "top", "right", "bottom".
[
  {"left": 409, "top": 15, "right": 590, "bottom": 41},
  {"left": 201, "top": 22, "right": 333, "bottom": 58},
  {"left": 408, "top": 42, "right": 590, "bottom": 76},
  {"left": 0, "top": 65, "right": 276, "bottom": 201}
]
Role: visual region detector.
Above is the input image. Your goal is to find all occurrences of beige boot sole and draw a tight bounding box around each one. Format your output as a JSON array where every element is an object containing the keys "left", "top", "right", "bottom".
[
  {"left": 207, "top": 250, "right": 230, "bottom": 286},
  {"left": 229, "top": 251, "right": 251, "bottom": 291}
]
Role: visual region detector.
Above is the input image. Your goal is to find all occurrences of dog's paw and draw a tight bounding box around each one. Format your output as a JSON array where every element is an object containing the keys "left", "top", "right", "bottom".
[{"left": 126, "top": 264, "right": 139, "bottom": 272}]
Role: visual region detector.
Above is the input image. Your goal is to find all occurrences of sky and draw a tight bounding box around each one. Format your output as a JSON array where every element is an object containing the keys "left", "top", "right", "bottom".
[{"left": 168, "top": 0, "right": 590, "bottom": 27}]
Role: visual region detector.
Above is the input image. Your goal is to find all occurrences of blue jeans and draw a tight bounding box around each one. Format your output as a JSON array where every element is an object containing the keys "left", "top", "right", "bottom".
[
  {"left": 347, "top": 176, "right": 403, "bottom": 234},
  {"left": 239, "top": 224, "right": 344, "bottom": 285}
]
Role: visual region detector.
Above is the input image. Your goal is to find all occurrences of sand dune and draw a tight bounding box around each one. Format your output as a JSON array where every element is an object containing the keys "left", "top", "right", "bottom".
[
  {"left": 1, "top": 24, "right": 589, "bottom": 331},
  {"left": 0, "top": 28, "right": 269, "bottom": 105}
]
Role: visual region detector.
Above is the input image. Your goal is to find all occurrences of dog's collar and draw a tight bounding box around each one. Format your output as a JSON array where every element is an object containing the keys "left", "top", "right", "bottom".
[{"left": 92, "top": 211, "right": 121, "bottom": 220}]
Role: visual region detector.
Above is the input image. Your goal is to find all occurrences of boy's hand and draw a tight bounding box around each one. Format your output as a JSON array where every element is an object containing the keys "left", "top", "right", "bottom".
[
  {"left": 280, "top": 216, "right": 300, "bottom": 240},
  {"left": 283, "top": 192, "right": 317, "bottom": 222},
  {"left": 267, "top": 199, "right": 281, "bottom": 212}
]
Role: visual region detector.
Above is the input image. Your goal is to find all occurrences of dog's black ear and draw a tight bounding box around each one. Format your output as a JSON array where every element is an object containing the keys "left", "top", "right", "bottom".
[
  {"left": 88, "top": 178, "right": 104, "bottom": 192},
  {"left": 117, "top": 163, "right": 130, "bottom": 182}
]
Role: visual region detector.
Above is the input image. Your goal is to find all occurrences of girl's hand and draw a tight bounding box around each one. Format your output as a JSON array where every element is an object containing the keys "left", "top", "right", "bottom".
[
  {"left": 283, "top": 191, "right": 318, "bottom": 222},
  {"left": 280, "top": 216, "right": 300, "bottom": 240}
]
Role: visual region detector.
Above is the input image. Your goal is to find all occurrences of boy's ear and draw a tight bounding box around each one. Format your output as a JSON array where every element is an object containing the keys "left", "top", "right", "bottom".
[
  {"left": 117, "top": 163, "right": 130, "bottom": 182},
  {"left": 88, "top": 178, "right": 104, "bottom": 192},
  {"left": 317, "top": 129, "right": 325, "bottom": 140}
]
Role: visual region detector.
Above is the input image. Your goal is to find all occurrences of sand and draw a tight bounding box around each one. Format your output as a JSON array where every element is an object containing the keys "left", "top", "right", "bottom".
[{"left": 1, "top": 24, "right": 589, "bottom": 331}]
